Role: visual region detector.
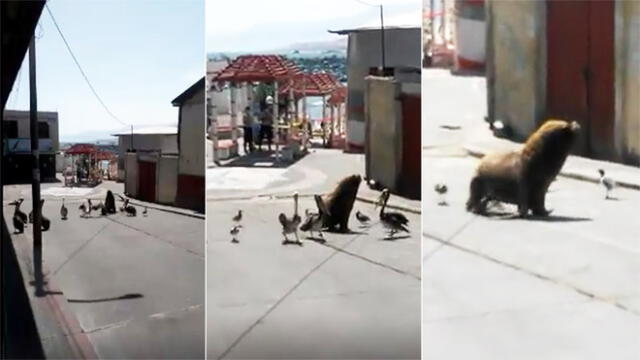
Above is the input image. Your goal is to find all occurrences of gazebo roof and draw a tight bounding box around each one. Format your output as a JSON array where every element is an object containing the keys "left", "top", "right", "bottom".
[
  {"left": 65, "top": 144, "right": 115, "bottom": 160},
  {"left": 280, "top": 72, "right": 341, "bottom": 98},
  {"left": 212, "top": 55, "right": 302, "bottom": 83}
]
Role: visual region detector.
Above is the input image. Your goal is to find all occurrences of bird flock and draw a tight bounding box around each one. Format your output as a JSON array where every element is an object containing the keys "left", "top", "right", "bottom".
[
  {"left": 229, "top": 188, "right": 410, "bottom": 244},
  {"left": 8, "top": 192, "right": 148, "bottom": 235}
]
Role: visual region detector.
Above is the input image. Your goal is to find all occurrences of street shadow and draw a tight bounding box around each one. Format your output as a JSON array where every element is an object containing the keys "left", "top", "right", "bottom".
[
  {"left": 325, "top": 228, "right": 368, "bottom": 235},
  {"left": 222, "top": 150, "right": 307, "bottom": 169},
  {"left": 67, "top": 293, "right": 143, "bottom": 303},
  {"left": 450, "top": 68, "right": 485, "bottom": 77},
  {"left": 487, "top": 213, "right": 592, "bottom": 222},
  {"left": 2, "top": 214, "right": 46, "bottom": 359}
]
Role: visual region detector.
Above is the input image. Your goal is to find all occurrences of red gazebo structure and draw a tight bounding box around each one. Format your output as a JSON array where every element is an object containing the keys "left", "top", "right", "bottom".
[
  {"left": 64, "top": 144, "right": 116, "bottom": 186},
  {"left": 212, "top": 55, "right": 303, "bottom": 161}
]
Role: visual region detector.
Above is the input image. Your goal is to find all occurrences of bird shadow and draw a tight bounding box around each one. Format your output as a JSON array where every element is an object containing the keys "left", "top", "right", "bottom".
[
  {"left": 305, "top": 236, "right": 327, "bottom": 244},
  {"left": 325, "top": 228, "right": 367, "bottom": 235},
  {"left": 381, "top": 235, "right": 412, "bottom": 241},
  {"left": 281, "top": 239, "right": 304, "bottom": 246},
  {"left": 605, "top": 196, "right": 621, "bottom": 201}
]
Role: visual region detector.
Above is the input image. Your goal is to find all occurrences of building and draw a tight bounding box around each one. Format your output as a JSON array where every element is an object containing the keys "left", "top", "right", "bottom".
[
  {"left": 329, "top": 25, "right": 421, "bottom": 152},
  {"left": 2, "top": 110, "right": 59, "bottom": 183},
  {"left": 112, "top": 126, "right": 178, "bottom": 181},
  {"left": 173, "top": 78, "right": 205, "bottom": 212},
  {"left": 486, "top": 0, "right": 640, "bottom": 165}
]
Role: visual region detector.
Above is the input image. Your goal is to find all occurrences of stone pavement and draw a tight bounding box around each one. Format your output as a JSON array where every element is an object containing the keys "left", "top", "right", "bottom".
[
  {"left": 207, "top": 197, "right": 421, "bottom": 359},
  {"left": 2, "top": 180, "right": 205, "bottom": 358},
  {"left": 421, "top": 68, "right": 640, "bottom": 360}
]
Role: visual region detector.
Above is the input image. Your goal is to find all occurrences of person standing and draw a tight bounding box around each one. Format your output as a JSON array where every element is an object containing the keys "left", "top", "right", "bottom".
[
  {"left": 242, "top": 106, "right": 255, "bottom": 154},
  {"left": 259, "top": 99, "right": 274, "bottom": 151}
]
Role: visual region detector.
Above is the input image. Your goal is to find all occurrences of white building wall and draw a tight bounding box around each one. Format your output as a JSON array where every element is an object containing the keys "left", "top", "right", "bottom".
[
  {"left": 3, "top": 110, "right": 59, "bottom": 153},
  {"left": 179, "top": 87, "right": 205, "bottom": 177}
]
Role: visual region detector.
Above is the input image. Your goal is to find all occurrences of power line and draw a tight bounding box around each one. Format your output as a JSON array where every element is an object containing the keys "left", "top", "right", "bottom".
[
  {"left": 45, "top": 4, "right": 129, "bottom": 127},
  {"left": 353, "top": 0, "right": 380, "bottom": 7}
]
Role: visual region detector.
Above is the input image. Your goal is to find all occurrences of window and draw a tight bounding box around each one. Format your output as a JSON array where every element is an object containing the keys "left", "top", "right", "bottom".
[
  {"left": 38, "top": 122, "right": 49, "bottom": 139},
  {"left": 2, "top": 121, "right": 18, "bottom": 138}
]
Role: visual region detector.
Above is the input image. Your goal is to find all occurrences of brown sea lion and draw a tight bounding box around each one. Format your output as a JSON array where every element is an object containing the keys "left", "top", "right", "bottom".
[
  {"left": 466, "top": 119, "right": 580, "bottom": 217},
  {"left": 105, "top": 190, "right": 116, "bottom": 214},
  {"left": 318, "top": 174, "right": 361, "bottom": 232}
]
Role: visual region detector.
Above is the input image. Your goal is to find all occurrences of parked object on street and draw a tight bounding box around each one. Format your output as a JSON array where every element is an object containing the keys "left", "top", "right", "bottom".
[
  {"left": 435, "top": 183, "right": 448, "bottom": 205},
  {"left": 320, "top": 174, "right": 361, "bottom": 233},
  {"left": 60, "top": 198, "right": 68, "bottom": 220},
  {"left": 467, "top": 119, "right": 580, "bottom": 217},
  {"left": 230, "top": 224, "right": 242, "bottom": 243},
  {"left": 355, "top": 210, "right": 371, "bottom": 227},
  {"left": 598, "top": 169, "right": 616, "bottom": 199},
  {"left": 300, "top": 195, "right": 330, "bottom": 240},
  {"left": 232, "top": 210, "right": 242, "bottom": 223},
  {"left": 11, "top": 198, "right": 28, "bottom": 224},
  {"left": 39, "top": 199, "right": 50, "bottom": 231},
  {"left": 279, "top": 192, "right": 302, "bottom": 245},
  {"left": 105, "top": 190, "right": 116, "bottom": 214},
  {"left": 376, "top": 188, "right": 410, "bottom": 239},
  {"left": 9, "top": 199, "right": 27, "bottom": 233}
]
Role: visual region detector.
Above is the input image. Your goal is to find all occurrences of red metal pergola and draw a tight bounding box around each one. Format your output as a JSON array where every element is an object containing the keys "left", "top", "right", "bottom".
[
  {"left": 279, "top": 72, "right": 341, "bottom": 98},
  {"left": 65, "top": 143, "right": 115, "bottom": 161},
  {"left": 212, "top": 54, "right": 302, "bottom": 83}
]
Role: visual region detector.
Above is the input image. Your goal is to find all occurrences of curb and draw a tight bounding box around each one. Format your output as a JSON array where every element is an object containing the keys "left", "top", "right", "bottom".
[
  {"left": 464, "top": 146, "right": 640, "bottom": 191},
  {"left": 126, "top": 199, "right": 205, "bottom": 220},
  {"left": 208, "top": 192, "right": 422, "bottom": 214}
]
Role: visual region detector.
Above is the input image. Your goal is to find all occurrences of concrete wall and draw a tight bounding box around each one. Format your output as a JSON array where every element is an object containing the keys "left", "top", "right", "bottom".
[
  {"left": 116, "top": 133, "right": 177, "bottom": 181},
  {"left": 615, "top": 0, "right": 640, "bottom": 164},
  {"left": 345, "top": 27, "right": 421, "bottom": 150},
  {"left": 365, "top": 76, "right": 402, "bottom": 191},
  {"left": 124, "top": 152, "right": 138, "bottom": 198},
  {"left": 157, "top": 155, "right": 178, "bottom": 205},
  {"left": 2, "top": 110, "right": 59, "bottom": 153},
  {"left": 486, "top": 0, "right": 546, "bottom": 140},
  {"left": 179, "top": 87, "right": 205, "bottom": 177}
]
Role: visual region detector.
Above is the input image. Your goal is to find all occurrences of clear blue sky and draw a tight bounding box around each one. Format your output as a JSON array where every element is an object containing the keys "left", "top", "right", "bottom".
[
  {"left": 5, "top": 0, "right": 204, "bottom": 142},
  {"left": 206, "top": 0, "right": 421, "bottom": 53}
]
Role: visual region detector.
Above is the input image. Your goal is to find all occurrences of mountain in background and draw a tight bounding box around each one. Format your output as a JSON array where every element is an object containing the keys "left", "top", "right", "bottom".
[{"left": 209, "top": 38, "right": 348, "bottom": 60}]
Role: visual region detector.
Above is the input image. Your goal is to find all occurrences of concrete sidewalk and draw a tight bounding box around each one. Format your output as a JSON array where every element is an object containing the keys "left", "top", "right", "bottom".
[
  {"left": 208, "top": 197, "right": 421, "bottom": 359},
  {"left": 2, "top": 180, "right": 205, "bottom": 359}
]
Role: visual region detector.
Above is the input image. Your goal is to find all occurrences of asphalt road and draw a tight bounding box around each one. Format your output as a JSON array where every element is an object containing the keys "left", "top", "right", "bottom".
[
  {"left": 421, "top": 69, "right": 640, "bottom": 360},
  {"left": 3, "top": 181, "right": 205, "bottom": 359},
  {"left": 207, "top": 190, "right": 421, "bottom": 359}
]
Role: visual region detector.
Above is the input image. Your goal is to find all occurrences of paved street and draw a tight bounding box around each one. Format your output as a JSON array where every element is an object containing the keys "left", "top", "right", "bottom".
[
  {"left": 422, "top": 69, "right": 640, "bottom": 360},
  {"left": 207, "top": 149, "right": 421, "bottom": 359},
  {"left": 3, "top": 180, "right": 204, "bottom": 358}
]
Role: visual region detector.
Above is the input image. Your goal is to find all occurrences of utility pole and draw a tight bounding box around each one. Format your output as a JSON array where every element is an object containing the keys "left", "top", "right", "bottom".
[
  {"left": 380, "top": 5, "right": 386, "bottom": 72},
  {"left": 29, "top": 36, "right": 44, "bottom": 297}
]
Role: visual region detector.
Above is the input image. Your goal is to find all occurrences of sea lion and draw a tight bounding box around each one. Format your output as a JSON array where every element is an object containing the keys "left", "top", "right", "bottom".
[
  {"left": 466, "top": 119, "right": 580, "bottom": 217},
  {"left": 105, "top": 190, "right": 116, "bottom": 214},
  {"left": 318, "top": 174, "right": 361, "bottom": 232}
]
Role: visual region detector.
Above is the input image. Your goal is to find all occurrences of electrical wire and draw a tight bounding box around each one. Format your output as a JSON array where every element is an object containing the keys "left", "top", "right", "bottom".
[{"left": 45, "top": 4, "right": 129, "bottom": 127}]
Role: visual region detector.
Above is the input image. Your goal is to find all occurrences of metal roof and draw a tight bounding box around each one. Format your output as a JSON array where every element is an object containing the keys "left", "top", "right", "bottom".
[{"left": 212, "top": 55, "right": 302, "bottom": 83}]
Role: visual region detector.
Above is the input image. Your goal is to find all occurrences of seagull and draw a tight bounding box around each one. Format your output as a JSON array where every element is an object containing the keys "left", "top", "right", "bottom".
[
  {"left": 355, "top": 210, "right": 371, "bottom": 227},
  {"left": 230, "top": 225, "right": 242, "bottom": 243},
  {"left": 232, "top": 210, "right": 242, "bottom": 223},
  {"left": 143, "top": 206, "right": 148, "bottom": 216},
  {"left": 376, "top": 189, "right": 410, "bottom": 239},
  {"left": 300, "top": 196, "right": 329, "bottom": 240},
  {"left": 598, "top": 169, "right": 615, "bottom": 199},
  {"left": 279, "top": 192, "right": 302, "bottom": 245},
  {"left": 435, "top": 183, "right": 448, "bottom": 205},
  {"left": 60, "top": 198, "right": 68, "bottom": 220}
]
